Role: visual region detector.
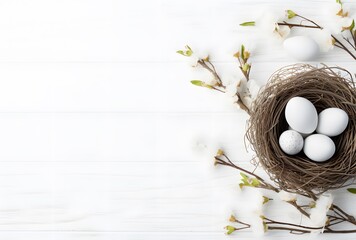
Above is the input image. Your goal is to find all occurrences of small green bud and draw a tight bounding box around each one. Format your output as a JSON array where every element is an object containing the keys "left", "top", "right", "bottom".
[
  {"left": 242, "top": 63, "right": 250, "bottom": 72},
  {"left": 216, "top": 149, "right": 224, "bottom": 157},
  {"left": 190, "top": 80, "right": 213, "bottom": 90},
  {"left": 176, "top": 45, "right": 193, "bottom": 57},
  {"left": 229, "top": 214, "right": 237, "bottom": 222},
  {"left": 225, "top": 225, "right": 236, "bottom": 235},
  {"left": 263, "top": 222, "right": 268, "bottom": 232},
  {"left": 240, "top": 44, "right": 245, "bottom": 59},
  {"left": 343, "top": 19, "right": 355, "bottom": 31},
  {"left": 262, "top": 196, "right": 270, "bottom": 204},
  {"left": 286, "top": 10, "right": 296, "bottom": 19},
  {"left": 233, "top": 51, "right": 240, "bottom": 58}
]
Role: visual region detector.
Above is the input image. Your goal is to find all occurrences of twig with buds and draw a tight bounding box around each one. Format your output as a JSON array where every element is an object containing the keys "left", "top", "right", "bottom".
[
  {"left": 214, "top": 149, "right": 356, "bottom": 235},
  {"left": 177, "top": 45, "right": 251, "bottom": 114},
  {"left": 240, "top": 4, "right": 356, "bottom": 61}
]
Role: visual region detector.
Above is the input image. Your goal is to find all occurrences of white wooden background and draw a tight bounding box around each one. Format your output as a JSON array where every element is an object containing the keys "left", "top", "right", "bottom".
[{"left": 0, "top": 0, "right": 355, "bottom": 239}]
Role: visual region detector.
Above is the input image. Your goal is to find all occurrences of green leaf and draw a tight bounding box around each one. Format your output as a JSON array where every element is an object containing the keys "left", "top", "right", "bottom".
[
  {"left": 242, "top": 63, "right": 250, "bottom": 72},
  {"left": 262, "top": 196, "right": 270, "bottom": 204},
  {"left": 251, "top": 177, "right": 260, "bottom": 187},
  {"left": 336, "top": 0, "right": 342, "bottom": 5},
  {"left": 342, "top": 20, "right": 355, "bottom": 32},
  {"left": 241, "top": 179, "right": 249, "bottom": 185},
  {"left": 190, "top": 80, "right": 213, "bottom": 89},
  {"left": 350, "top": 19, "right": 355, "bottom": 31},
  {"left": 240, "top": 21, "right": 255, "bottom": 26},
  {"left": 185, "top": 45, "right": 193, "bottom": 56},
  {"left": 225, "top": 225, "right": 236, "bottom": 235},
  {"left": 263, "top": 222, "right": 268, "bottom": 232},
  {"left": 176, "top": 45, "right": 193, "bottom": 57},
  {"left": 240, "top": 172, "right": 248, "bottom": 181},
  {"left": 191, "top": 80, "right": 204, "bottom": 86},
  {"left": 240, "top": 44, "right": 245, "bottom": 59},
  {"left": 286, "top": 10, "right": 296, "bottom": 19},
  {"left": 347, "top": 188, "right": 356, "bottom": 194}
]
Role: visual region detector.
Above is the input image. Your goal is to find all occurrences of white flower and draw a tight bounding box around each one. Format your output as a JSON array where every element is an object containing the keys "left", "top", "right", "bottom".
[
  {"left": 255, "top": 11, "right": 290, "bottom": 40},
  {"left": 225, "top": 82, "right": 238, "bottom": 97},
  {"left": 310, "top": 193, "right": 334, "bottom": 227},
  {"left": 324, "top": 2, "right": 353, "bottom": 34},
  {"left": 314, "top": 29, "right": 334, "bottom": 52},
  {"left": 250, "top": 215, "right": 265, "bottom": 236},
  {"left": 278, "top": 190, "right": 297, "bottom": 202},
  {"left": 246, "top": 79, "right": 262, "bottom": 100}
]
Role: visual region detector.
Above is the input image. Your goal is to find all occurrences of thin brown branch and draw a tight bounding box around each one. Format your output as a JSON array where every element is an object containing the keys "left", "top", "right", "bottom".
[
  {"left": 287, "top": 201, "right": 309, "bottom": 218},
  {"left": 267, "top": 226, "right": 309, "bottom": 234},
  {"left": 332, "top": 205, "right": 356, "bottom": 224},
  {"left": 217, "top": 152, "right": 356, "bottom": 235},
  {"left": 332, "top": 36, "right": 356, "bottom": 60},
  {"left": 343, "top": 36, "right": 356, "bottom": 51},
  {"left": 278, "top": 14, "right": 356, "bottom": 60},
  {"left": 278, "top": 22, "right": 319, "bottom": 29},
  {"left": 197, "top": 59, "right": 225, "bottom": 87},
  {"left": 265, "top": 217, "right": 322, "bottom": 230},
  {"left": 295, "top": 14, "right": 321, "bottom": 28},
  {"left": 235, "top": 97, "right": 250, "bottom": 115}
]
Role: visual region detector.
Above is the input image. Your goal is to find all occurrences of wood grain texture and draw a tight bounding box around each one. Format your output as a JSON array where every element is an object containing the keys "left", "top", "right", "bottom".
[{"left": 0, "top": 0, "right": 354, "bottom": 239}]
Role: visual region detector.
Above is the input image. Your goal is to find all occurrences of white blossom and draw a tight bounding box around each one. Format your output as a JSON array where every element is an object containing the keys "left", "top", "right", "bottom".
[
  {"left": 250, "top": 214, "right": 265, "bottom": 236},
  {"left": 246, "top": 79, "right": 262, "bottom": 100},
  {"left": 314, "top": 29, "right": 334, "bottom": 52},
  {"left": 324, "top": 2, "right": 353, "bottom": 34},
  {"left": 255, "top": 11, "right": 290, "bottom": 40},
  {"left": 278, "top": 190, "right": 297, "bottom": 202},
  {"left": 310, "top": 193, "right": 334, "bottom": 228}
]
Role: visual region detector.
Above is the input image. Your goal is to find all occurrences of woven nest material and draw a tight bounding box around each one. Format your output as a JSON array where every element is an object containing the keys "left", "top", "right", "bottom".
[{"left": 246, "top": 64, "right": 356, "bottom": 193}]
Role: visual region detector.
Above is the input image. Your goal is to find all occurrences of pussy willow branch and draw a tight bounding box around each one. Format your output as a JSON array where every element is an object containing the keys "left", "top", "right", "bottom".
[
  {"left": 197, "top": 58, "right": 250, "bottom": 114},
  {"left": 277, "top": 14, "right": 356, "bottom": 60},
  {"left": 215, "top": 154, "right": 309, "bottom": 217},
  {"left": 215, "top": 153, "right": 356, "bottom": 233},
  {"left": 235, "top": 55, "right": 251, "bottom": 80},
  {"left": 197, "top": 59, "right": 225, "bottom": 88},
  {"left": 343, "top": 36, "right": 356, "bottom": 51}
]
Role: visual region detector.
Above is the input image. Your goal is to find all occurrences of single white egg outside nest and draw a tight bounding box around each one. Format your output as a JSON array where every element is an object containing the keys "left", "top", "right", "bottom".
[
  {"left": 303, "top": 134, "right": 336, "bottom": 162},
  {"left": 316, "top": 108, "right": 349, "bottom": 137},
  {"left": 285, "top": 97, "right": 318, "bottom": 134},
  {"left": 279, "top": 130, "right": 304, "bottom": 155},
  {"left": 283, "top": 36, "right": 319, "bottom": 61}
]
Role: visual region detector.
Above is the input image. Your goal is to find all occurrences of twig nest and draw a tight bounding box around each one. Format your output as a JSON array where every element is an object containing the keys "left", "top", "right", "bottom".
[{"left": 246, "top": 64, "right": 356, "bottom": 193}]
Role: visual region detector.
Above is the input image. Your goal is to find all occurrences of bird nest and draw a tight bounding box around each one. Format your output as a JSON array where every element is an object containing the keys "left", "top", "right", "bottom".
[{"left": 246, "top": 64, "right": 356, "bottom": 193}]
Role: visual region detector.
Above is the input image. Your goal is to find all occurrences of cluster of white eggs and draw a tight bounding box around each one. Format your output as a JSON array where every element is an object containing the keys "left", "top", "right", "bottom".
[{"left": 279, "top": 97, "right": 349, "bottom": 162}]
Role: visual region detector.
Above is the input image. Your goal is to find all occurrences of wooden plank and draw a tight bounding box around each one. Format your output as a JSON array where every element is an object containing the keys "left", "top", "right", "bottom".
[
  {"left": 0, "top": 62, "right": 352, "bottom": 113},
  {"left": 0, "top": 0, "right": 352, "bottom": 62},
  {"left": 0, "top": 161, "right": 353, "bottom": 234},
  {"left": 0, "top": 112, "right": 251, "bottom": 162}
]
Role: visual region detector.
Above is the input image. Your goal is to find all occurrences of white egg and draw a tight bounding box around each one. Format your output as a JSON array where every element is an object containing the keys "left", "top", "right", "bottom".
[
  {"left": 279, "top": 130, "right": 304, "bottom": 155},
  {"left": 285, "top": 97, "right": 318, "bottom": 134},
  {"left": 283, "top": 36, "right": 319, "bottom": 61},
  {"left": 303, "top": 134, "right": 335, "bottom": 162},
  {"left": 316, "top": 108, "right": 349, "bottom": 137}
]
